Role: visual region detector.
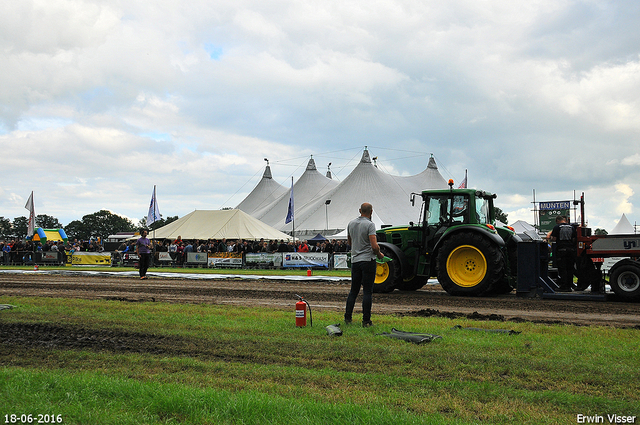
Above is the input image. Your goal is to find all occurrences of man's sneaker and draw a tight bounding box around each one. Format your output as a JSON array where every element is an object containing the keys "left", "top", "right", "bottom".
[
  {"left": 362, "top": 321, "right": 373, "bottom": 328},
  {"left": 344, "top": 317, "right": 352, "bottom": 324}
]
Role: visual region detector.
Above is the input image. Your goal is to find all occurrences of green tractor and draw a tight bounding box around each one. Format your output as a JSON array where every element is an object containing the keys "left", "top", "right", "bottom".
[{"left": 374, "top": 183, "right": 521, "bottom": 296}]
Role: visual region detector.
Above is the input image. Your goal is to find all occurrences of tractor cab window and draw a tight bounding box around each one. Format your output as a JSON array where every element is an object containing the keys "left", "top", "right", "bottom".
[
  {"left": 425, "top": 195, "right": 469, "bottom": 225},
  {"left": 475, "top": 197, "right": 491, "bottom": 225},
  {"left": 451, "top": 195, "right": 468, "bottom": 223}
]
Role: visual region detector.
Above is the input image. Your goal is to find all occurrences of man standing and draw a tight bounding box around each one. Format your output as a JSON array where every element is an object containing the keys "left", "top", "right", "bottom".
[
  {"left": 547, "top": 215, "right": 577, "bottom": 292},
  {"left": 136, "top": 229, "right": 152, "bottom": 280},
  {"left": 345, "top": 202, "right": 384, "bottom": 327}
]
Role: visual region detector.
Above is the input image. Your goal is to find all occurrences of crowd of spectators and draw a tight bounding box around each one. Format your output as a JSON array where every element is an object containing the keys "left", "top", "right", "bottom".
[
  {"left": 116, "top": 236, "right": 349, "bottom": 255},
  {"left": 1, "top": 236, "right": 350, "bottom": 266},
  {"left": 1, "top": 237, "right": 105, "bottom": 265}
]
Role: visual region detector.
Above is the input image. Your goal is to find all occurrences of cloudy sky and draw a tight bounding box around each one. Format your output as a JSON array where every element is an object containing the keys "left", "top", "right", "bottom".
[{"left": 2, "top": 0, "right": 639, "bottom": 231}]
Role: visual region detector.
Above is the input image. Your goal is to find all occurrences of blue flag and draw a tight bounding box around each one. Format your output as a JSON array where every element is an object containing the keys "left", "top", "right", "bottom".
[{"left": 285, "top": 179, "right": 294, "bottom": 224}]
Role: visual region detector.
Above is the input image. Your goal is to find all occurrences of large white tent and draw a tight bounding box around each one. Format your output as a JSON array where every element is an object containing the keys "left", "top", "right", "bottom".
[
  {"left": 237, "top": 148, "right": 449, "bottom": 237},
  {"left": 251, "top": 157, "right": 338, "bottom": 230},
  {"left": 150, "top": 209, "right": 292, "bottom": 241},
  {"left": 235, "top": 164, "right": 288, "bottom": 216}
]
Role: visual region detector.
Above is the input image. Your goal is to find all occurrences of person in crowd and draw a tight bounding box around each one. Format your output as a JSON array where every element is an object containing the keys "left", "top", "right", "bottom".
[
  {"left": 2, "top": 242, "right": 11, "bottom": 265},
  {"left": 207, "top": 240, "right": 218, "bottom": 253},
  {"left": 135, "top": 229, "right": 152, "bottom": 280},
  {"left": 298, "top": 240, "right": 309, "bottom": 252},
  {"left": 176, "top": 242, "right": 185, "bottom": 266},
  {"left": 218, "top": 238, "right": 227, "bottom": 253},
  {"left": 277, "top": 240, "right": 288, "bottom": 252},
  {"left": 168, "top": 239, "right": 178, "bottom": 254},
  {"left": 344, "top": 203, "right": 384, "bottom": 328}
]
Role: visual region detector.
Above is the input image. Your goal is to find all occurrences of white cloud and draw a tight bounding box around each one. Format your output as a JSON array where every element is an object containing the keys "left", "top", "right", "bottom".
[{"left": 1, "top": 0, "right": 640, "bottom": 231}]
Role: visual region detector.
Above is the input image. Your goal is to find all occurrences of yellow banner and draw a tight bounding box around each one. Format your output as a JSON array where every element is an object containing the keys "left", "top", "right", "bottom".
[{"left": 72, "top": 252, "right": 112, "bottom": 265}]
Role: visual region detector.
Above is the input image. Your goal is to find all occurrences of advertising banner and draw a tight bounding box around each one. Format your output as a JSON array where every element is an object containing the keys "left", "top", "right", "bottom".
[
  {"left": 209, "top": 252, "right": 243, "bottom": 268},
  {"left": 245, "top": 253, "right": 283, "bottom": 268},
  {"left": 332, "top": 253, "right": 350, "bottom": 269},
  {"left": 157, "top": 252, "right": 174, "bottom": 263},
  {"left": 41, "top": 252, "right": 61, "bottom": 262},
  {"left": 72, "top": 252, "right": 112, "bottom": 265},
  {"left": 282, "top": 252, "right": 330, "bottom": 268},
  {"left": 186, "top": 252, "right": 208, "bottom": 265},
  {"left": 539, "top": 201, "right": 571, "bottom": 234}
]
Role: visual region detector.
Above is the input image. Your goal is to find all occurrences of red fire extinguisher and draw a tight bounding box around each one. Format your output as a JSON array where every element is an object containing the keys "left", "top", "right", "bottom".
[{"left": 295, "top": 294, "right": 312, "bottom": 327}]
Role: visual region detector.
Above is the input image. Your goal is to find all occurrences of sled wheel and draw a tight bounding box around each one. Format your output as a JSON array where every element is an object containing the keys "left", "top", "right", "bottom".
[{"left": 610, "top": 263, "right": 640, "bottom": 301}]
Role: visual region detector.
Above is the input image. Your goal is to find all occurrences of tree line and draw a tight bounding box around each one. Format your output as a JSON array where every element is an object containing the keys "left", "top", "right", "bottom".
[{"left": 0, "top": 211, "right": 178, "bottom": 241}]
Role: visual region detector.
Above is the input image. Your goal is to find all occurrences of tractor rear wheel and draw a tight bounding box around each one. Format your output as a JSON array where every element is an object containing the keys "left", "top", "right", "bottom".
[
  {"left": 373, "top": 246, "right": 400, "bottom": 293},
  {"left": 609, "top": 263, "right": 640, "bottom": 301},
  {"left": 437, "top": 232, "right": 503, "bottom": 296}
]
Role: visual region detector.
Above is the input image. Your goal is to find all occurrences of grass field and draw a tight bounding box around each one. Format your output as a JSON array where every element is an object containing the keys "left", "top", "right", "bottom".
[{"left": 1, "top": 296, "right": 638, "bottom": 425}]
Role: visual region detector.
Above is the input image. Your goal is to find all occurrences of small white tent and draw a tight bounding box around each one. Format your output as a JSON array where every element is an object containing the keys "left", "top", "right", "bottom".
[
  {"left": 510, "top": 220, "right": 542, "bottom": 241},
  {"left": 610, "top": 214, "right": 635, "bottom": 235},
  {"left": 150, "top": 209, "right": 292, "bottom": 241}
]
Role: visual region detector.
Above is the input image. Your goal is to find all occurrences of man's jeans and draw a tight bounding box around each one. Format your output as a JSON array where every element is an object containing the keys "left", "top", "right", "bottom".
[{"left": 345, "top": 260, "right": 376, "bottom": 322}]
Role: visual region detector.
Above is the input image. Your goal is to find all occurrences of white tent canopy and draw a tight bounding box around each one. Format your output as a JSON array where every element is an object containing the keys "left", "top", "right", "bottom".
[
  {"left": 236, "top": 148, "right": 449, "bottom": 237},
  {"left": 150, "top": 209, "right": 292, "bottom": 241},
  {"left": 510, "top": 220, "right": 542, "bottom": 241},
  {"left": 610, "top": 213, "right": 635, "bottom": 234},
  {"left": 253, "top": 156, "right": 338, "bottom": 229},
  {"left": 282, "top": 150, "right": 448, "bottom": 235},
  {"left": 235, "top": 164, "right": 288, "bottom": 216}
]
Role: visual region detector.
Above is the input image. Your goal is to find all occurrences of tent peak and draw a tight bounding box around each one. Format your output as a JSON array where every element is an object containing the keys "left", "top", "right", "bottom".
[
  {"left": 263, "top": 165, "right": 273, "bottom": 179},
  {"left": 306, "top": 156, "right": 317, "bottom": 171},
  {"left": 427, "top": 155, "right": 438, "bottom": 170},
  {"left": 360, "top": 148, "right": 371, "bottom": 164}
]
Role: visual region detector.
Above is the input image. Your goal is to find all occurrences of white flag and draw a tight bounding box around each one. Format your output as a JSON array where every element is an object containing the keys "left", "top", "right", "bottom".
[
  {"left": 146, "top": 185, "right": 161, "bottom": 226},
  {"left": 25, "top": 191, "right": 35, "bottom": 236}
]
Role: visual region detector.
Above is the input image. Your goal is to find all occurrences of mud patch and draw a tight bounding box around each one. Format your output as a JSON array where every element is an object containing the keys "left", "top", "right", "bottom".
[
  {"left": 399, "top": 308, "right": 581, "bottom": 326},
  {"left": 0, "top": 322, "right": 298, "bottom": 366}
]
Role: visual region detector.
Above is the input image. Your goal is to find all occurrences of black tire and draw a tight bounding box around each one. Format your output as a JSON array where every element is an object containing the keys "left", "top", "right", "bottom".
[
  {"left": 397, "top": 275, "right": 428, "bottom": 291},
  {"left": 373, "top": 246, "right": 400, "bottom": 293},
  {"left": 575, "top": 256, "right": 602, "bottom": 291},
  {"left": 437, "top": 232, "right": 504, "bottom": 296},
  {"left": 492, "top": 237, "right": 518, "bottom": 294},
  {"left": 609, "top": 263, "right": 640, "bottom": 301}
]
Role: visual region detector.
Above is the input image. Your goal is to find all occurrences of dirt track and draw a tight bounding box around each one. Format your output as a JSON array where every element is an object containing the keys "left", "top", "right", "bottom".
[{"left": 1, "top": 272, "right": 640, "bottom": 328}]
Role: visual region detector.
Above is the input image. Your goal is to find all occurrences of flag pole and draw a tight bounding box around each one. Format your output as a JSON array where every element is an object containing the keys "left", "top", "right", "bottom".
[
  {"left": 291, "top": 177, "right": 295, "bottom": 247},
  {"left": 153, "top": 185, "right": 156, "bottom": 252}
]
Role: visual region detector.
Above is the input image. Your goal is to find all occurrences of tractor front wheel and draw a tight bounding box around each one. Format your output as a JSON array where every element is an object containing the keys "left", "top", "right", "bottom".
[
  {"left": 437, "top": 233, "right": 503, "bottom": 296},
  {"left": 373, "top": 246, "right": 400, "bottom": 293}
]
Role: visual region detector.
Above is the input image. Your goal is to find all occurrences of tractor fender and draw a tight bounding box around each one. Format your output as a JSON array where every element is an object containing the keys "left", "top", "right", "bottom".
[
  {"left": 378, "top": 242, "right": 412, "bottom": 279},
  {"left": 432, "top": 226, "right": 505, "bottom": 265}
]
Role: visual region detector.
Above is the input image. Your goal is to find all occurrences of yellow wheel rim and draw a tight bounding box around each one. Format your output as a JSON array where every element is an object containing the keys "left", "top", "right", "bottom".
[
  {"left": 375, "top": 262, "right": 390, "bottom": 284},
  {"left": 446, "top": 245, "right": 487, "bottom": 287}
]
